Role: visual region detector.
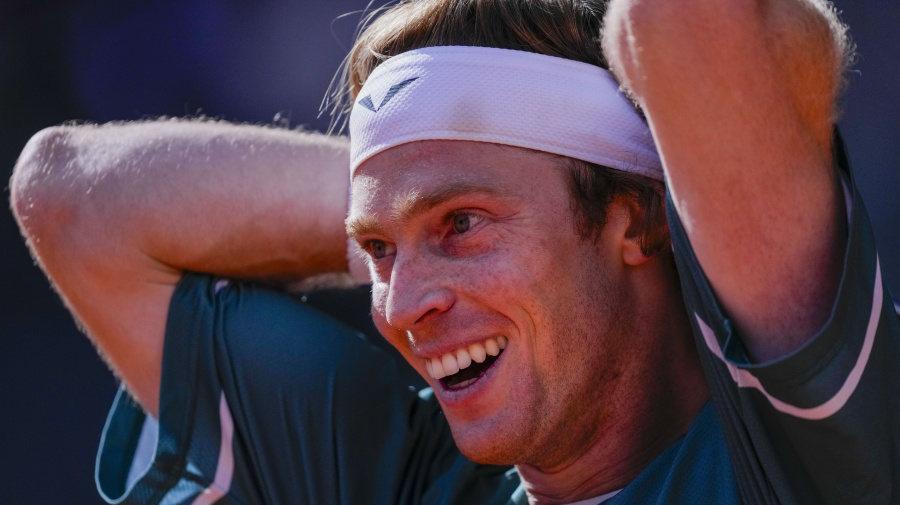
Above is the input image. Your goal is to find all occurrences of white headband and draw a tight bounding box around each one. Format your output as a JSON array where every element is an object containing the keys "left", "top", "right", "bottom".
[{"left": 349, "top": 46, "right": 663, "bottom": 180}]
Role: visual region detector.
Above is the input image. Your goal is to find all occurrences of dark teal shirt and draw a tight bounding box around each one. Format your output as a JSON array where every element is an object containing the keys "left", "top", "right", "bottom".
[{"left": 96, "top": 137, "right": 898, "bottom": 504}]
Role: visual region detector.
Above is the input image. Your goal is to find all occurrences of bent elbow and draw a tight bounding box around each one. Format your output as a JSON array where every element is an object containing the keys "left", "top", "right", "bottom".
[
  {"left": 601, "top": 0, "right": 702, "bottom": 97},
  {"left": 10, "top": 126, "right": 79, "bottom": 250}
]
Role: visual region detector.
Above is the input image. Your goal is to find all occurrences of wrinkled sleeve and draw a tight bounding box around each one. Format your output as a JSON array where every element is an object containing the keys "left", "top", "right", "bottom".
[
  {"left": 667, "top": 136, "right": 900, "bottom": 505},
  {"left": 94, "top": 274, "right": 509, "bottom": 505}
]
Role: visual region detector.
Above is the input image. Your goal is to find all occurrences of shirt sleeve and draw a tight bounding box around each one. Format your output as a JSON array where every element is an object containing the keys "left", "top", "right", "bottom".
[
  {"left": 667, "top": 133, "right": 900, "bottom": 505},
  {"left": 94, "top": 274, "right": 512, "bottom": 505}
]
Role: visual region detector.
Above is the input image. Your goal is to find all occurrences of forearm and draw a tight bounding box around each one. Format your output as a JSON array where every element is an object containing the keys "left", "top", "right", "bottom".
[{"left": 13, "top": 119, "right": 353, "bottom": 284}]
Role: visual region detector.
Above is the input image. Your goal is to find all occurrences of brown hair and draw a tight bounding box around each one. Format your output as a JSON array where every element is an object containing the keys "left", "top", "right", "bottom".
[
  {"left": 331, "top": 0, "right": 670, "bottom": 254},
  {"left": 564, "top": 158, "right": 669, "bottom": 256}
]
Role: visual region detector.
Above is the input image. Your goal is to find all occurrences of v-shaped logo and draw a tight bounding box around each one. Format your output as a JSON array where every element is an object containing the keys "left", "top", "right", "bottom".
[{"left": 358, "top": 77, "right": 419, "bottom": 113}]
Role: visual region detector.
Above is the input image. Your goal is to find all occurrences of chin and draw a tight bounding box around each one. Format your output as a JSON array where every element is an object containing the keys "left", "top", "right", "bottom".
[
  {"left": 454, "top": 438, "right": 518, "bottom": 466},
  {"left": 446, "top": 417, "right": 532, "bottom": 466}
]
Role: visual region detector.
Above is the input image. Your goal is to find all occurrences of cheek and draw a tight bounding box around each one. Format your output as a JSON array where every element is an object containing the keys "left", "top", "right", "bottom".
[
  {"left": 371, "top": 304, "right": 427, "bottom": 380},
  {"left": 370, "top": 284, "right": 414, "bottom": 358},
  {"left": 370, "top": 283, "right": 394, "bottom": 340}
]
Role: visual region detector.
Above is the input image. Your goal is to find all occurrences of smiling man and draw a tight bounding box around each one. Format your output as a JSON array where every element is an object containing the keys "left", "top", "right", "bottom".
[
  {"left": 348, "top": 138, "right": 706, "bottom": 478},
  {"left": 10, "top": 0, "right": 900, "bottom": 504}
]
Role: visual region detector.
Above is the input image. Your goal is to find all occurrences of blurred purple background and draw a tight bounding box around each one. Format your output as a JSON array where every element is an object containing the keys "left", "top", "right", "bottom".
[{"left": 1, "top": 1, "right": 897, "bottom": 503}]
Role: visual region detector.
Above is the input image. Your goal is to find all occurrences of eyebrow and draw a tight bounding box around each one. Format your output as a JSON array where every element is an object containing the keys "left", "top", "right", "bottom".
[{"left": 346, "top": 182, "right": 501, "bottom": 238}]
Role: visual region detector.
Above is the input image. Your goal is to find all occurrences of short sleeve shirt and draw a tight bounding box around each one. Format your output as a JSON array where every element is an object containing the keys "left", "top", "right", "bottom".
[
  {"left": 95, "top": 136, "right": 899, "bottom": 504},
  {"left": 663, "top": 134, "right": 900, "bottom": 504},
  {"left": 95, "top": 278, "right": 517, "bottom": 504}
]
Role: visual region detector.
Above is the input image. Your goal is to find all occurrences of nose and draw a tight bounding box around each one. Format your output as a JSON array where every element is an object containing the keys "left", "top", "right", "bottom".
[{"left": 380, "top": 250, "right": 455, "bottom": 331}]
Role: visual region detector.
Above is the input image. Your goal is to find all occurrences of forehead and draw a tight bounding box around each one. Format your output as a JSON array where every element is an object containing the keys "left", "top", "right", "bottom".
[{"left": 349, "top": 140, "right": 564, "bottom": 216}]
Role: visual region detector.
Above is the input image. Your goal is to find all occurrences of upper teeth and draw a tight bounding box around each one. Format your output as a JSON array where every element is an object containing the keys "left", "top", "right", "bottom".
[{"left": 426, "top": 336, "right": 507, "bottom": 380}]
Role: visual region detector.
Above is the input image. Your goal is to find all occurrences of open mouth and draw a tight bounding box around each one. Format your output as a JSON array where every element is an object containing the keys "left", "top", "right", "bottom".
[
  {"left": 425, "top": 336, "right": 507, "bottom": 390},
  {"left": 442, "top": 352, "right": 502, "bottom": 388}
]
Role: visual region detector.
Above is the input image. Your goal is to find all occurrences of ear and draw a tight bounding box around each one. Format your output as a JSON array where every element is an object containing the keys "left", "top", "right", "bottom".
[{"left": 615, "top": 195, "right": 655, "bottom": 267}]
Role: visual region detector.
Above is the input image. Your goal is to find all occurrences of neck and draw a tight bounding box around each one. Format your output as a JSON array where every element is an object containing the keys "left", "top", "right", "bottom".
[{"left": 516, "top": 253, "right": 709, "bottom": 505}]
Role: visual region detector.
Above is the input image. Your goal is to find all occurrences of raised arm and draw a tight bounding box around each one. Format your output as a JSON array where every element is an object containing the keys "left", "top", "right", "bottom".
[
  {"left": 603, "top": 0, "right": 849, "bottom": 361},
  {"left": 10, "top": 119, "right": 354, "bottom": 415}
]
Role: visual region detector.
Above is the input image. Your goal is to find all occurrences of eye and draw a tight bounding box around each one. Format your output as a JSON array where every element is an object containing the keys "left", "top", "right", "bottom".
[
  {"left": 370, "top": 239, "right": 389, "bottom": 259},
  {"left": 451, "top": 212, "right": 482, "bottom": 234},
  {"left": 452, "top": 214, "right": 471, "bottom": 233}
]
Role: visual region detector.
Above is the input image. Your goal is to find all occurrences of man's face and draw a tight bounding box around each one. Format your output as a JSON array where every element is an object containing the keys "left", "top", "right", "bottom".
[{"left": 348, "top": 140, "right": 638, "bottom": 468}]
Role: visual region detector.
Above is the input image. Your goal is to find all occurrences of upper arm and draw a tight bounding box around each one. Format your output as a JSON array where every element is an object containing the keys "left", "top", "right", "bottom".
[
  {"left": 667, "top": 162, "right": 900, "bottom": 504},
  {"left": 10, "top": 121, "right": 353, "bottom": 416},
  {"left": 603, "top": 0, "right": 850, "bottom": 360},
  {"left": 11, "top": 127, "right": 176, "bottom": 416}
]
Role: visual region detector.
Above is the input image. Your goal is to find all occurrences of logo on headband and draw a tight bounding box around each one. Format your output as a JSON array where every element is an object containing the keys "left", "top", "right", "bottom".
[{"left": 358, "top": 77, "right": 418, "bottom": 113}]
